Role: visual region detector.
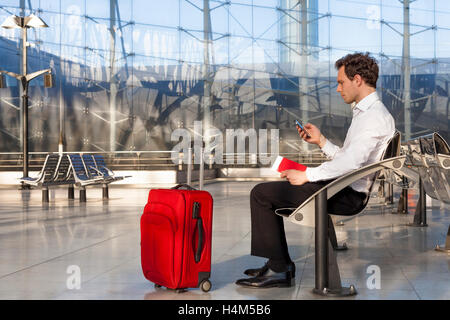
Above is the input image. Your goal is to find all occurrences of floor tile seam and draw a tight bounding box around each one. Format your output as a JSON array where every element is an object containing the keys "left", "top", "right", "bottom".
[
  {"left": 296, "top": 243, "right": 314, "bottom": 296},
  {"left": 382, "top": 240, "right": 397, "bottom": 259},
  {"left": 398, "top": 262, "right": 424, "bottom": 300},
  {"left": 221, "top": 231, "right": 251, "bottom": 256},
  {"left": 0, "top": 232, "right": 136, "bottom": 280}
]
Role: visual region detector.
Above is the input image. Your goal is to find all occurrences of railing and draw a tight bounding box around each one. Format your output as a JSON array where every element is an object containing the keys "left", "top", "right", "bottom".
[{"left": 0, "top": 150, "right": 328, "bottom": 171}]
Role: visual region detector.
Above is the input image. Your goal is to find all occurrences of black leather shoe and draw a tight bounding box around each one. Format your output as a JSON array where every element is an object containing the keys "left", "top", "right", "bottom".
[
  {"left": 236, "top": 264, "right": 295, "bottom": 288},
  {"left": 244, "top": 261, "right": 296, "bottom": 277},
  {"left": 244, "top": 262, "right": 269, "bottom": 277}
]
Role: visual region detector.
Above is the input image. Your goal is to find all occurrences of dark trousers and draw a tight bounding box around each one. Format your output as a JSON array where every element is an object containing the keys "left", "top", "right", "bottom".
[{"left": 250, "top": 180, "right": 367, "bottom": 261}]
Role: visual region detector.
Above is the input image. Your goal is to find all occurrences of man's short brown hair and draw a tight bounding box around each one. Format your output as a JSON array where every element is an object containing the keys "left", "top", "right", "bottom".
[{"left": 335, "top": 52, "right": 379, "bottom": 88}]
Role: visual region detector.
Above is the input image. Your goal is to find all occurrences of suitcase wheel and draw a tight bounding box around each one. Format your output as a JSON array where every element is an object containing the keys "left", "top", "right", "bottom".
[
  {"left": 154, "top": 284, "right": 162, "bottom": 288},
  {"left": 200, "top": 279, "right": 212, "bottom": 292}
]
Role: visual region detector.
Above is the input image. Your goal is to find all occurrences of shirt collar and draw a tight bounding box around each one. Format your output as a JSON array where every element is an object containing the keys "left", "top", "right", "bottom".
[{"left": 353, "top": 91, "right": 379, "bottom": 113}]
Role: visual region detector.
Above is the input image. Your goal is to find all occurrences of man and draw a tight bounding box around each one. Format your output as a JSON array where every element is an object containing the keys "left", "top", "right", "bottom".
[{"left": 235, "top": 52, "right": 395, "bottom": 288}]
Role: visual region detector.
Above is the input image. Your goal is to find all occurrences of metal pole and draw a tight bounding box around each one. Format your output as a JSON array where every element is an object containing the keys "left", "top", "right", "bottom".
[
  {"left": 314, "top": 189, "right": 328, "bottom": 292},
  {"left": 18, "top": 0, "right": 25, "bottom": 152},
  {"left": 313, "top": 189, "right": 356, "bottom": 297},
  {"left": 187, "top": 147, "right": 192, "bottom": 186},
  {"left": 379, "top": 180, "right": 385, "bottom": 199},
  {"left": 199, "top": 147, "right": 204, "bottom": 190},
  {"left": 202, "top": 0, "right": 211, "bottom": 139},
  {"left": 397, "top": 187, "right": 408, "bottom": 214},
  {"left": 402, "top": 0, "right": 411, "bottom": 140},
  {"left": 109, "top": 0, "right": 117, "bottom": 152},
  {"left": 80, "top": 186, "right": 87, "bottom": 202},
  {"left": 388, "top": 183, "right": 394, "bottom": 204},
  {"left": 102, "top": 183, "right": 109, "bottom": 199},
  {"left": 420, "top": 179, "right": 427, "bottom": 225},
  {"left": 58, "top": 75, "right": 64, "bottom": 153},
  {"left": 403, "top": 188, "right": 408, "bottom": 214},
  {"left": 68, "top": 184, "right": 74, "bottom": 200},
  {"left": 22, "top": 82, "right": 29, "bottom": 179},
  {"left": 300, "top": 0, "right": 309, "bottom": 124},
  {"left": 21, "top": 25, "right": 30, "bottom": 184},
  {"left": 58, "top": 0, "right": 65, "bottom": 154},
  {"left": 413, "top": 177, "right": 427, "bottom": 226}
]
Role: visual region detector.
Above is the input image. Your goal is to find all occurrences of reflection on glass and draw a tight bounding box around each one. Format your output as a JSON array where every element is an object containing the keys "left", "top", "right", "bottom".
[{"left": 0, "top": 0, "right": 448, "bottom": 156}]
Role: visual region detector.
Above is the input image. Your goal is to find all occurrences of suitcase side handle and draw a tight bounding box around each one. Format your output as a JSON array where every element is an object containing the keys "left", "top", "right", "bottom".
[
  {"left": 192, "top": 202, "right": 204, "bottom": 263},
  {"left": 172, "top": 184, "right": 196, "bottom": 191}
]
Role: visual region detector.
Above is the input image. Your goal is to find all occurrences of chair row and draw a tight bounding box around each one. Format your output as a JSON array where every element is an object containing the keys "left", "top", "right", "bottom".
[
  {"left": 19, "top": 154, "right": 74, "bottom": 187},
  {"left": 19, "top": 153, "right": 128, "bottom": 202},
  {"left": 274, "top": 130, "right": 450, "bottom": 297},
  {"left": 69, "top": 154, "right": 126, "bottom": 187},
  {"left": 393, "top": 132, "right": 450, "bottom": 253}
]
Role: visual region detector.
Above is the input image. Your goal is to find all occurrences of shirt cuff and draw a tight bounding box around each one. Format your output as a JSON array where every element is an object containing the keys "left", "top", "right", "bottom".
[
  {"left": 320, "top": 139, "right": 335, "bottom": 158},
  {"left": 305, "top": 167, "right": 319, "bottom": 182}
]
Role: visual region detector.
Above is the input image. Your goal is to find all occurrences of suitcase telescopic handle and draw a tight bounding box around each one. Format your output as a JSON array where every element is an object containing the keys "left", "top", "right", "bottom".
[
  {"left": 172, "top": 184, "right": 196, "bottom": 190},
  {"left": 192, "top": 202, "right": 204, "bottom": 263}
]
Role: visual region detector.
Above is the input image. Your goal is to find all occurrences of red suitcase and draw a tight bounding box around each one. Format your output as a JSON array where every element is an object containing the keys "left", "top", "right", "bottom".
[{"left": 140, "top": 184, "right": 213, "bottom": 292}]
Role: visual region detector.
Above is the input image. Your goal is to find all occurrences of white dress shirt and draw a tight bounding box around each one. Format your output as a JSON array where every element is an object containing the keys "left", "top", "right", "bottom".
[{"left": 305, "top": 91, "right": 395, "bottom": 193}]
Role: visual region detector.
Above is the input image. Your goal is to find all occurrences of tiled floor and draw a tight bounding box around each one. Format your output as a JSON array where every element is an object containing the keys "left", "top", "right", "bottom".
[{"left": 0, "top": 181, "right": 448, "bottom": 300}]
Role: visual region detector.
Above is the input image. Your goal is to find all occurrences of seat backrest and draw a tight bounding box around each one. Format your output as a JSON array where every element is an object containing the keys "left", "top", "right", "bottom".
[
  {"left": 82, "top": 154, "right": 102, "bottom": 178},
  {"left": 54, "top": 155, "right": 74, "bottom": 182},
  {"left": 361, "top": 130, "right": 401, "bottom": 207},
  {"left": 68, "top": 154, "right": 89, "bottom": 181},
  {"left": 431, "top": 132, "right": 450, "bottom": 156},
  {"left": 93, "top": 155, "right": 111, "bottom": 177},
  {"left": 41, "top": 154, "right": 60, "bottom": 183},
  {"left": 381, "top": 130, "right": 401, "bottom": 160},
  {"left": 417, "top": 132, "right": 450, "bottom": 203}
]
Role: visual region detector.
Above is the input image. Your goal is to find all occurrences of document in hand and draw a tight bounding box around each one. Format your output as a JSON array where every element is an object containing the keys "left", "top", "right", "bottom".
[{"left": 271, "top": 155, "right": 307, "bottom": 173}]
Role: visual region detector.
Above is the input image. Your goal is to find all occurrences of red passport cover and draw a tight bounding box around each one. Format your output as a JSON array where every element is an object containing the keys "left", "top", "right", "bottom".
[{"left": 271, "top": 156, "right": 307, "bottom": 172}]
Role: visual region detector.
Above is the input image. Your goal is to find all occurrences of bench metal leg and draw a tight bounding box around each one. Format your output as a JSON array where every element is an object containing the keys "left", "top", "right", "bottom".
[
  {"left": 68, "top": 185, "right": 74, "bottom": 200},
  {"left": 42, "top": 187, "right": 49, "bottom": 203},
  {"left": 387, "top": 183, "right": 394, "bottom": 204},
  {"left": 395, "top": 188, "right": 408, "bottom": 214},
  {"left": 80, "top": 187, "right": 87, "bottom": 202},
  {"left": 328, "top": 215, "right": 348, "bottom": 251},
  {"left": 408, "top": 177, "right": 428, "bottom": 227},
  {"left": 20, "top": 182, "right": 31, "bottom": 190},
  {"left": 384, "top": 182, "right": 393, "bottom": 204},
  {"left": 378, "top": 180, "right": 385, "bottom": 199},
  {"left": 313, "top": 190, "right": 356, "bottom": 297},
  {"left": 435, "top": 225, "right": 450, "bottom": 253},
  {"left": 102, "top": 184, "right": 109, "bottom": 199}
]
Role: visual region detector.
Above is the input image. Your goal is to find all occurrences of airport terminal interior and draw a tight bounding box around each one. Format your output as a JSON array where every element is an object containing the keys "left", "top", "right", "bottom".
[
  {"left": 0, "top": 0, "right": 449, "bottom": 300},
  {"left": 0, "top": 182, "right": 449, "bottom": 300}
]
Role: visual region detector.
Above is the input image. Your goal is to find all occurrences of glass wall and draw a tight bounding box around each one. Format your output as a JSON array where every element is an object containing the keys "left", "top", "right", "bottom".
[{"left": 0, "top": 0, "right": 449, "bottom": 156}]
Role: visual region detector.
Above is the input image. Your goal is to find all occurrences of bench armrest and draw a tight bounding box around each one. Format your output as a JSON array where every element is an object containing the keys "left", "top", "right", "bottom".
[
  {"left": 98, "top": 165, "right": 115, "bottom": 177},
  {"left": 437, "top": 154, "right": 450, "bottom": 169},
  {"left": 89, "top": 166, "right": 105, "bottom": 177},
  {"left": 277, "top": 155, "right": 406, "bottom": 227}
]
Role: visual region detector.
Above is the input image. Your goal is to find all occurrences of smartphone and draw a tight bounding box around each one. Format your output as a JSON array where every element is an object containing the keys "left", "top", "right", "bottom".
[{"left": 295, "top": 120, "right": 311, "bottom": 138}]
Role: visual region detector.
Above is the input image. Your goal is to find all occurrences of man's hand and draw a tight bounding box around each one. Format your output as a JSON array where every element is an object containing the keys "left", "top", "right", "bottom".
[
  {"left": 280, "top": 170, "right": 309, "bottom": 186},
  {"left": 297, "top": 123, "right": 327, "bottom": 148}
]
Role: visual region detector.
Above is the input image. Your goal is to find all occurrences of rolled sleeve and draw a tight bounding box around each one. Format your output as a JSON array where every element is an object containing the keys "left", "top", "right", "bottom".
[
  {"left": 308, "top": 129, "right": 381, "bottom": 182},
  {"left": 321, "top": 139, "right": 340, "bottom": 159},
  {"left": 306, "top": 139, "right": 340, "bottom": 182}
]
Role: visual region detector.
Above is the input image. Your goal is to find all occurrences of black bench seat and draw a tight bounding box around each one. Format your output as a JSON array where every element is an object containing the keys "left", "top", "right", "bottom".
[{"left": 19, "top": 154, "right": 76, "bottom": 202}]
